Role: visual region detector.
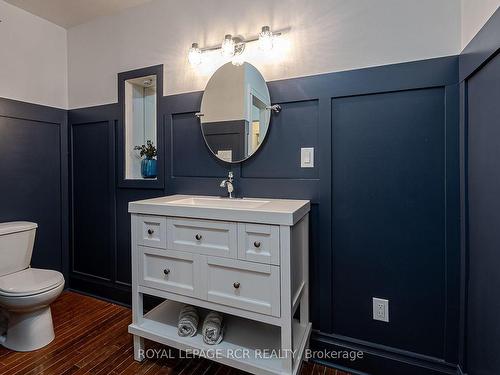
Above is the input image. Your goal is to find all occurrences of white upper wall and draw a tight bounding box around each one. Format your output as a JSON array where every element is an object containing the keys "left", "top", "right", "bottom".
[
  {"left": 0, "top": 0, "right": 68, "bottom": 108},
  {"left": 461, "top": 0, "right": 500, "bottom": 49},
  {"left": 67, "top": 0, "right": 461, "bottom": 109}
]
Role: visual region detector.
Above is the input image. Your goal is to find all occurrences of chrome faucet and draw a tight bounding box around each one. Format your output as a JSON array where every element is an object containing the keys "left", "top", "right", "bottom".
[{"left": 220, "top": 171, "right": 234, "bottom": 198}]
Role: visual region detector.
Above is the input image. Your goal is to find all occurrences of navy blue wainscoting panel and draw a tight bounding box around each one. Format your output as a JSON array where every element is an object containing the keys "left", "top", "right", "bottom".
[
  {"left": 171, "top": 112, "right": 228, "bottom": 177},
  {"left": 0, "top": 98, "right": 68, "bottom": 277},
  {"left": 71, "top": 121, "right": 113, "bottom": 280},
  {"left": 69, "top": 104, "right": 128, "bottom": 304},
  {"left": 465, "top": 52, "right": 500, "bottom": 375},
  {"left": 241, "top": 100, "right": 319, "bottom": 179},
  {"left": 458, "top": 7, "right": 500, "bottom": 375},
  {"left": 306, "top": 57, "right": 459, "bottom": 375},
  {"left": 331, "top": 88, "right": 446, "bottom": 357}
]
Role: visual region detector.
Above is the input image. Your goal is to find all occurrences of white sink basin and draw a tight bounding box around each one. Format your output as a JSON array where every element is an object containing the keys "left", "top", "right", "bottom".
[
  {"left": 129, "top": 195, "right": 310, "bottom": 225},
  {"left": 169, "top": 197, "right": 270, "bottom": 209}
]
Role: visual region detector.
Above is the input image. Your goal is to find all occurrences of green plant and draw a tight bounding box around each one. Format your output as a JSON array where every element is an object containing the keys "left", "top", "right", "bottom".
[{"left": 134, "top": 140, "right": 157, "bottom": 159}]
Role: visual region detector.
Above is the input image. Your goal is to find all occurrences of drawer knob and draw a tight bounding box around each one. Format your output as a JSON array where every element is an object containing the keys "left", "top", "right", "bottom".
[
  {"left": 147, "top": 229, "right": 154, "bottom": 235},
  {"left": 233, "top": 282, "right": 240, "bottom": 289},
  {"left": 163, "top": 268, "right": 170, "bottom": 275},
  {"left": 254, "top": 241, "right": 261, "bottom": 248},
  {"left": 195, "top": 234, "right": 202, "bottom": 241}
]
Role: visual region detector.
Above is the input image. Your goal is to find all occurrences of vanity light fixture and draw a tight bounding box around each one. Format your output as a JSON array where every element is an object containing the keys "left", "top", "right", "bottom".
[
  {"left": 258, "top": 26, "right": 274, "bottom": 51},
  {"left": 188, "top": 26, "right": 287, "bottom": 67},
  {"left": 188, "top": 43, "right": 202, "bottom": 66},
  {"left": 221, "top": 34, "right": 235, "bottom": 58}
]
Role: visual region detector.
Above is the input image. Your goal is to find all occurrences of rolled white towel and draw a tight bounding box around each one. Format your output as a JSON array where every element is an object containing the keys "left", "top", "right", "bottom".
[
  {"left": 202, "top": 311, "right": 224, "bottom": 345},
  {"left": 177, "top": 305, "right": 199, "bottom": 337}
]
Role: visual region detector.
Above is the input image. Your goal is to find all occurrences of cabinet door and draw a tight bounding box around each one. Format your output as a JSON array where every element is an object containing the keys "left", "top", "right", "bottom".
[{"left": 202, "top": 256, "right": 280, "bottom": 317}]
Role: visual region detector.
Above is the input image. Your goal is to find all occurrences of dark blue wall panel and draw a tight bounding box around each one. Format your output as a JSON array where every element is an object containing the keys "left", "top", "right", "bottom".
[
  {"left": 171, "top": 112, "right": 228, "bottom": 177},
  {"left": 459, "top": 7, "right": 500, "bottom": 375},
  {"left": 0, "top": 98, "right": 68, "bottom": 277},
  {"left": 242, "top": 100, "right": 319, "bottom": 179},
  {"left": 331, "top": 88, "right": 446, "bottom": 357},
  {"left": 465, "top": 52, "right": 500, "bottom": 375},
  {"left": 71, "top": 121, "right": 113, "bottom": 280}
]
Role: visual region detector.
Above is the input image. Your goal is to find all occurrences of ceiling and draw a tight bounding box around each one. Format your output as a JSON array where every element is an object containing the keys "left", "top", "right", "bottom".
[{"left": 6, "top": 0, "right": 154, "bottom": 28}]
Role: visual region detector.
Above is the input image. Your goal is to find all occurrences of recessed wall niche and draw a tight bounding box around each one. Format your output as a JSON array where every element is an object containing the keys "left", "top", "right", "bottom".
[
  {"left": 124, "top": 75, "right": 157, "bottom": 179},
  {"left": 117, "top": 65, "right": 164, "bottom": 188}
]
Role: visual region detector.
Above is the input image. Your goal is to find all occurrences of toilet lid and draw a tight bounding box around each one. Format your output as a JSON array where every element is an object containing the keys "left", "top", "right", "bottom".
[{"left": 0, "top": 268, "right": 64, "bottom": 296}]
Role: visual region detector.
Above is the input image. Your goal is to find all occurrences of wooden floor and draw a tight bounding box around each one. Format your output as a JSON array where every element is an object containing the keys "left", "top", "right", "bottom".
[{"left": 0, "top": 291, "right": 349, "bottom": 375}]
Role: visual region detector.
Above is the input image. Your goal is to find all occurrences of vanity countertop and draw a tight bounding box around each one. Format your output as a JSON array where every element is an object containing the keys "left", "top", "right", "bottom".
[{"left": 128, "top": 194, "right": 310, "bottom": 225}]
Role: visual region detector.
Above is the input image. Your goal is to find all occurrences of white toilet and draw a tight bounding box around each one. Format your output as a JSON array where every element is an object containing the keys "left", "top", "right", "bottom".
[{"left": 0, "top": 222, "right": 65, "bottom": 351}]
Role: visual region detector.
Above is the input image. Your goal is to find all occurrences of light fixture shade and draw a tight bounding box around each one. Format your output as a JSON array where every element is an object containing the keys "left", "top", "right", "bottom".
[
  {"left": 188, "top": 43, "right": 202, "bottom": 66},
  {"left": 221, "top": 34, "right": 235, "bottom": 58},
  {"left": 259, "top": 26, "right": 273, "bottom": 51}
]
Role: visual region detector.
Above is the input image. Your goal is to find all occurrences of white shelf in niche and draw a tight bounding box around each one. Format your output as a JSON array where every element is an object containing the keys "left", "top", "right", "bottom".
[
  {"left": 128, "top": 299, "right": 311, "bottom": 375},
  {"left": 127, "top": 177, "right": 158, "bottom": 181}
]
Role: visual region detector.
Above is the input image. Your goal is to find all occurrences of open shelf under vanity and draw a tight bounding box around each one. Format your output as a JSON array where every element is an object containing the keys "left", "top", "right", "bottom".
[{"left": 129, "top": 299, "right": 311, "bottom": 375}]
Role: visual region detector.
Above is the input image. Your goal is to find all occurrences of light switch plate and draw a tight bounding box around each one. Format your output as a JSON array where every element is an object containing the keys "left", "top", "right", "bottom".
[{"left": 301, "top": 147, "right": 314, "bottom": 168}]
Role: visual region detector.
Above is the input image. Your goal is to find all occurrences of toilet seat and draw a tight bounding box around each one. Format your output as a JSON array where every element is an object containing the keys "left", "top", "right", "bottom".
[{"left": 0, "top": 268, "right": 64, "bottom": 297}]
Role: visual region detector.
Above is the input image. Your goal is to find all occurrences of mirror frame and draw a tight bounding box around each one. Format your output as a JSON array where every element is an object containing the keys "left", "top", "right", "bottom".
[
  {"left": 117, "top": 64, "right": 164, "bottom": 188},
  {"left": 199, "top": 63, "right": 271, "bottom": 164}
]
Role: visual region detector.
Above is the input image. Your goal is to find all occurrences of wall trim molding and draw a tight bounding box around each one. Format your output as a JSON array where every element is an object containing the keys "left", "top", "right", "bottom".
[
  {"left": 311, "top": 331, "right": 459, "bottom": 375},
  {"left": 458, "top": 8, "right": 500, "bottom": 373},
  {"left": 460, "top": 7, "right": 500, "bottom": 81},
  {"left": 0, "top": 96, "right": 66, "bottom": 124}
]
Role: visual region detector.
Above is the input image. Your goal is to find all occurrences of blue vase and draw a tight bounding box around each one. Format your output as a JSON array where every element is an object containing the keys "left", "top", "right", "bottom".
[{"left": 141, "top": 158, "right": 157, "bottom": 178}]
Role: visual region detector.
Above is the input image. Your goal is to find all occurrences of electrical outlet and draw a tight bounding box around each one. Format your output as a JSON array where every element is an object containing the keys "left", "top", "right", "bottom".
[{"left": 373, "top": 297, "right": 389, "bottom": 322}]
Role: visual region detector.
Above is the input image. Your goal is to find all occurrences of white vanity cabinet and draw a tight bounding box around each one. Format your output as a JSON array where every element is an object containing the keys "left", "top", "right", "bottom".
[{"left": 128, "top": 195, "right": 311, "bottom": 375}]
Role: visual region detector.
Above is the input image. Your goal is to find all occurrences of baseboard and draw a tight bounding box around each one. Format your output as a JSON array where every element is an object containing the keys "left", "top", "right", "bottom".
[
  {"left": 310, "top": 331, "right": 459, "bottom": 375},
  {"left": 69, "top": 274, "right": 131, "bottom": 306},
  {"left": 69, "top": 275, "right": 168, "bottom": 311}
]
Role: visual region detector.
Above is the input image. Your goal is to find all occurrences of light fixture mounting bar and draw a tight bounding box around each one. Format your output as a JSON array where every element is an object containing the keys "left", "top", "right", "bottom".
[{"left": 197, "top": 27, "right": 290, "bottom": 52}]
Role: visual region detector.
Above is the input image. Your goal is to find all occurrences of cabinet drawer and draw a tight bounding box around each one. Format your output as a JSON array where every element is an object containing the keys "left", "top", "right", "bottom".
[
  {"left": 203, "top": 257, "right": 280, "bottom": 317},
  {"left": 167, "top": 218, "right": 237, "bottom": 258},
  {"left": 238, "top": 223, "right": 280, "bottom": 265},
  {"left": 138, "top": 247, "right": 200, "bottom": 297},
  {"left": 137, "top": 215, "right": 166, "bottom": 249}
]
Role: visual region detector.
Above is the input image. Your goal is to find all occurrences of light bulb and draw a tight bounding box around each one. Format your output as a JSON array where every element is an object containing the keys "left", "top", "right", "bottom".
[
  {"left": 231, "top": 53, "right": 245, "bottom": 66},
  {"left": 221, "top": 34, "right": 235, "bottom": 58},
  {"left": 188, "top": 43, "right": 202, "bottom": 66},
  {"left": 259, "top": 26, "right": 274, "bottom": 51}
]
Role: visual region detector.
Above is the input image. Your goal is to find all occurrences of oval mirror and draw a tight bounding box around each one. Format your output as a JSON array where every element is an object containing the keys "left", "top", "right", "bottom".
[{"left": 200, "top": 62, "right": 271, "bottom": 163}]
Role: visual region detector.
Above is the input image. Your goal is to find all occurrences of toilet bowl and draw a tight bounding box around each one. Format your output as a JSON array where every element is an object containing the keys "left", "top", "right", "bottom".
[{"left": 0, "top": 222, "right": 65, "bottom": 351}]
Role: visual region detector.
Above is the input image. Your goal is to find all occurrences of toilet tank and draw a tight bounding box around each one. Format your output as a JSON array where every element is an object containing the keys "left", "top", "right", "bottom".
[{"left": 0, "top": 222, "right": 37, "bottom": 277}]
